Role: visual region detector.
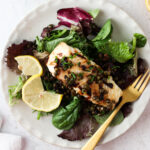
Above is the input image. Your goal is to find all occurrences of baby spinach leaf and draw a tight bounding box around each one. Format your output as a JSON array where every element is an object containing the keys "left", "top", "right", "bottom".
[
  {"left": 92, "top": 19, "right": 112, "bottom": 41},
  {"left": 52, "top": 96, "right": 81, "bottom": 130},
  {"left": 58, "top": 113, "right": 99, "bottom": 141},
  {"left": 133, "top": 33, "right": 147, "bottom": 48},
  {"left": 94, "top": 110, "right": 124, "bottom": 126},
  {"left": 88, "top": 9, "right": 100, "bottom": 19}
]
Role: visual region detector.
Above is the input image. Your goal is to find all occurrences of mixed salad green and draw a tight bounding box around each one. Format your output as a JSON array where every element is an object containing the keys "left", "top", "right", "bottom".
[{"left": 7, "top": 7, "right": 148, "bottom": 141}]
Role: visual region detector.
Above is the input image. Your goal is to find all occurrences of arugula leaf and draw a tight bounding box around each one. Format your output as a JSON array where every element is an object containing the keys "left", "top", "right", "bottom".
[
  {"left": 133, "top": 33, "right": 147, "bottom": 48},
  {"left": 95, "top": 41, "right": 134, "bottom": 63},
  {"left": 44, "top": 29, "right": 69, "bottom": 41},
  {"left": 36, "top": 29, "right": 69, "bottom": 52},
  {"left": 36, "top": 37, "right": 45, "bottom": 52},
  {"left": 52, "top": 96, "right": 81, "bottom": 130},
  {"left": 8, "top": 75, "right": 27, "bottom": 105},
  {"left": 126, "top": 52, "right": 138, "bottom": 77},
  {"left": 92, "top": 19, "right": 112, "bottom": 41},
  {"left": 36, "top": 30, "right": 75, "bottom": 53},
  {"left": 94, "top": 110, "right": 124, "bottom": 126},
  {"left": 32, "top": 110, "right": 51, "bottom": 120},
  {"left": 37, "top": 111, "right": 42, "bottom": 120},
  {"left": 88, "top": 9, "right": 100, "bottom": 19}
]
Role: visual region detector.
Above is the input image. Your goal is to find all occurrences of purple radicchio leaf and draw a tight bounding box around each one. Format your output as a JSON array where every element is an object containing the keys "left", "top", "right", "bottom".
[
  {"left": 57, "top": 7, "right": 93, "bottom": 27},
  {"left": 57, "top": 7, "right": 97, "bottom": 35},
  {"left": 58, "top": 113, "right": 99, "bottom": 141}
]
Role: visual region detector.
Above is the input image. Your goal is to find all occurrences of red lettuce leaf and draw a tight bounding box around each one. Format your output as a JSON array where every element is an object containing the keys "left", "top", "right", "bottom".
[
  {"left": 6, "top": 40, "right": 35, "bottom": 73},
  {"left": 58, "top": 113, "right": 98, "bottom": 141},
  {"left": 41, "top": 24, "right": 55, "bottom": 38}
]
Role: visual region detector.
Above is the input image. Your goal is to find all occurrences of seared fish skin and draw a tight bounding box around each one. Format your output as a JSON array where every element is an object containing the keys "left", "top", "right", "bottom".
[{"left": 47, "top": 42, "right": 123, "bottom": 110}]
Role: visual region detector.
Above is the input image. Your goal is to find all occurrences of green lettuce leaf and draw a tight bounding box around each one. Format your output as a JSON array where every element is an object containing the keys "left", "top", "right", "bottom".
[
  {"left": 92, "top": 20, "right": 147, "bottom": 63},
  {"left": 94, "top": 41, "right": 134, "bottom": 63},
  {"left": 8, "top": 75, "right": 27, "bottom": 105},
  {"left": 36, "top": 30, "right": 91, "bottom": 57}
]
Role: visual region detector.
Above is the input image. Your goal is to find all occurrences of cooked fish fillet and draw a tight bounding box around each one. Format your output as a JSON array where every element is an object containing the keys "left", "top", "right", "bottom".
[{"left": 47, "top": 42, "right": 123, "bottom": 110}]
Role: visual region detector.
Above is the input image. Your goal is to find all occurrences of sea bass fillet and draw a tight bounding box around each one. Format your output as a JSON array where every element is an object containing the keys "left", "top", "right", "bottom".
[{"left": 47, "top": 42, "right": 123, "bottom": 110}]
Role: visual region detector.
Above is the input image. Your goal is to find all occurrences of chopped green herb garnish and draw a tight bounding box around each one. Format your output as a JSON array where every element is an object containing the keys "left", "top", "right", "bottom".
[
  {"left": 87, "top": 61, "right": 91, "bottom": 65},
  {"left": 74, "top": 52, "right": 78, "bottom": 57},
  {"left": 78, "top": 73, "right": 84, "bottom": 79},
  {"left": 55, "top": 56, "right": 59, "bottom": 63},
  {"left": 112, "top": 66, "right": 120, "bottom": 70},
  {"left": 60, "top": 57, "right": 73, "bottom": 70},
  {"left": 69, "top": 53, "right": 78, "bottom": 59},
  {"left": 108, "top": 76, "right": 111, "bottom": 80},
  {"left": 69, "top": 55, "right": 73, "bottom": 59},
  {"left": 71, "top": 72, "right": 76, "bottom": 80},
  {"left": 77, "top": 62, "right": 81, "bottom": 67},
  {"left": 60, "top": 56, "right": 66, "bottom": 63},
  {"left": 82, "top": 88, "right": 86, "bottom": 93},
  {"left": 89, "top": 66, "right": 94, "bottom": 70},
  {"left": 88, "top": 75, "right": 96, "bottom": 83},
  {"left": 98, "top": 68, "right": 103, "bottom": 74},
  {"left": 91, "top": 75, "right": 96, "bottom": 82}
]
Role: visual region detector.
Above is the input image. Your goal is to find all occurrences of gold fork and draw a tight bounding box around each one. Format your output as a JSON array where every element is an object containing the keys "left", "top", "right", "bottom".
[{"left": 82, "top": 69, "right": 150, "bottom": 150}]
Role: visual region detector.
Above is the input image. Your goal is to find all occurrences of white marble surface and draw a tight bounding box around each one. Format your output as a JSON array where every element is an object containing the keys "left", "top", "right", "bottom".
[{"left": 0, "top": 0, "right": 150, "bottom": 150}]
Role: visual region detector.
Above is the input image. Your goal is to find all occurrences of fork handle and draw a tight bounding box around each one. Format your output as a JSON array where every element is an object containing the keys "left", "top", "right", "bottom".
[{"left": 81, "top": 100, "right": 125, "bottom": 150}]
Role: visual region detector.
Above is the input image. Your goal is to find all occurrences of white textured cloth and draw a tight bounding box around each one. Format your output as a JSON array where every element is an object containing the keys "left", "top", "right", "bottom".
[
  {"left": 0, "top": 117, "right": 2, "bottom": 129},
  {"left": 0, "top": 116, "right": 22, "bottom": 150},
  {"left": 0, "top": 133, "right": 22, "bottom": 150}
]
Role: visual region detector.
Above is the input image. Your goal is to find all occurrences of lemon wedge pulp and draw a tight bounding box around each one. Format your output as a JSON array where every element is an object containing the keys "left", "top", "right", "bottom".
[
  {"left": 22, "top": 74, "right": 63, "bottom": 112},
  {"left": 146, "top": 0, "right": 150, "bottom": 11},
  {"left": 15, "top": 55, "right": 43, "bottom": 76}
]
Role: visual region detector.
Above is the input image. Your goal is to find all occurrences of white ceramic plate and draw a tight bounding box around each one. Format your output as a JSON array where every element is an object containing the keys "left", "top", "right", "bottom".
[{"left": 0, "top": 0, "right": 150, "bottom": 148}]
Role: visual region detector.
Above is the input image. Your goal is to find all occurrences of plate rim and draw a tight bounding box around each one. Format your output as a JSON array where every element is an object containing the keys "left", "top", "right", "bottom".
[{"left": 0, "top": 0, "right": 150, "bottom": 148}]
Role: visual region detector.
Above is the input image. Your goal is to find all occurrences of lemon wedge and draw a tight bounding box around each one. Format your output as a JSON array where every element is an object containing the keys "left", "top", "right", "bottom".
[
  {"left": 146, "top": 0, "right": 150, "bottom": 11},
  {"left": 15, "top": 55, "right": 43, "bottom": 76},
  {"left": 22, "top": 74, "right": 63, "bottom": 112}
]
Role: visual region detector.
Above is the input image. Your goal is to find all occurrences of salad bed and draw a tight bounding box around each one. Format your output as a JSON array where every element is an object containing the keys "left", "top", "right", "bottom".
[{"left": 6, "top": 7, "right": 148, "bottom": 141}]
